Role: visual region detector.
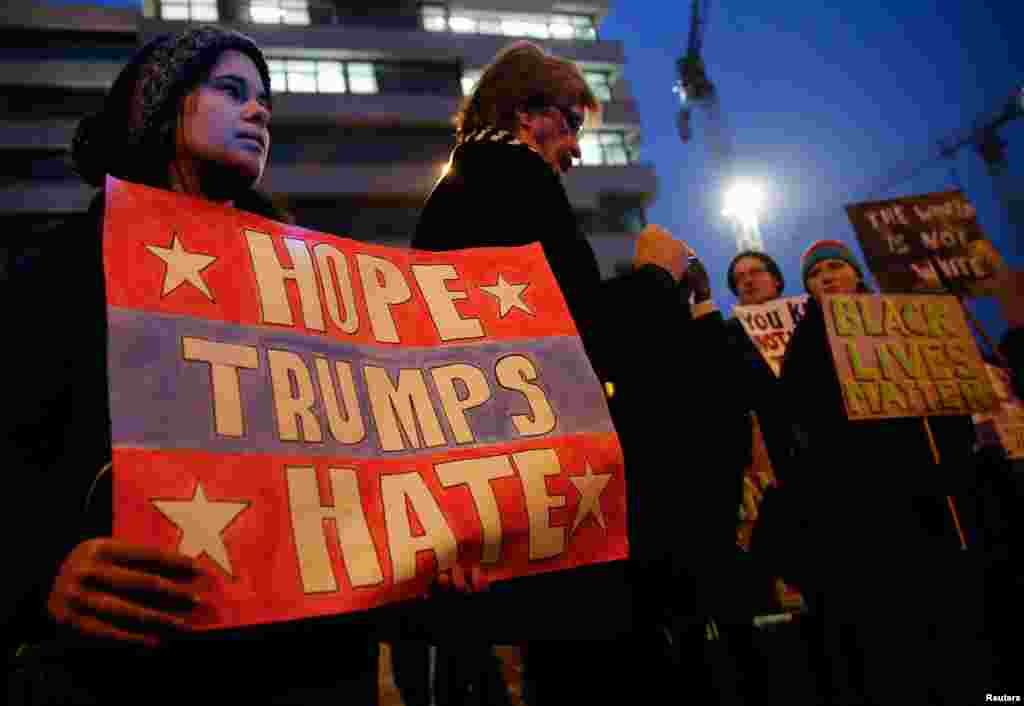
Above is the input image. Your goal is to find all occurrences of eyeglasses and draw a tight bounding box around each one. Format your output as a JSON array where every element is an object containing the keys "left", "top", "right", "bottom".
[
  {"left": 734, "top": 266, "right": 770, "bottom": 284},
  {"left": 550, "top": 104, "right": 584, "bottom": 136}
]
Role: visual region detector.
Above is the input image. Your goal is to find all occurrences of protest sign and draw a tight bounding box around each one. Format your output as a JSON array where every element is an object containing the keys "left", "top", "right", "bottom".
[
  {"left": 821, "top": 294, "right": 998, "bottom": 421},
  {"left": 845, "top": 190, "right": 1005, "bottom": 297},
  {"left": 733, "top": 295, "right": 808, "bottom": 376},
  {"left": 973, "top": 364, "right": 1024, "bottom": 459},
  {"left": 103, "top": 177, "right": 626, "bottom": 630}
]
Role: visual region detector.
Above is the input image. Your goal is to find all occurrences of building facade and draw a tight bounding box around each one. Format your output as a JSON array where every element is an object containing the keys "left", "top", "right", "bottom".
[{"left": 0, "top": 0, "right": 656, "bottom": 278}]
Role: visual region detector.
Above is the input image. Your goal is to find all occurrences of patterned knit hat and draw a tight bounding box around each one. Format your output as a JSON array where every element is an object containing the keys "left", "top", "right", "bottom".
[
  {"left": 72, "top": 26, "right": 271, "bottom": 187},
  {"left": 727, "top": 250, "right": 785, "bottom": 296},
  {"left": 800, "top": 239, "right": 863, "bottom": 289}
]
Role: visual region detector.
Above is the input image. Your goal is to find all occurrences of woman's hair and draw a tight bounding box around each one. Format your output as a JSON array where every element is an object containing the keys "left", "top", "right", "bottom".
[
  {"left": 455, "top": 41, "right": 599, "bottom": 141},
  {"left": 72, "top": 26, "right": 271, "bottom": 189}
]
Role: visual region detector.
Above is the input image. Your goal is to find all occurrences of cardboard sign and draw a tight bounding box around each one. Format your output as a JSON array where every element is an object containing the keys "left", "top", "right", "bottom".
[
  {"left": 845, "top": 190, "right": 1005, "bottom": 297},
  {"left": 822, "top": 294, "right": 998, "bottom": 421},
  {"left": 733, "top": 295, "right": 808, "bottom": 376},
  {"left": 973, "top": 364, "right": 1024, "bottom": 459},
  {"left": 103, "top": 177, "right": 627, "bottom": 630}
]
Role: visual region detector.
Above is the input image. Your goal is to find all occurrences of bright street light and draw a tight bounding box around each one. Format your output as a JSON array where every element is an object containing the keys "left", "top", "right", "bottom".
[{"left": 721, "top": 180, "right": 766, "bottom": 252}]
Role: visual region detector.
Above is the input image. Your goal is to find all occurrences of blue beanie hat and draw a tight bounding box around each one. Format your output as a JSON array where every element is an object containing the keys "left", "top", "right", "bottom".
[{"left": 800, "top": 239, "right": 863, "bottom": 289}]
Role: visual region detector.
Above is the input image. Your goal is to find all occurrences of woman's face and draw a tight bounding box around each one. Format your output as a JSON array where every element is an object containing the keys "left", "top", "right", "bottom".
[
  {"left": 806, "top": 258, "right": 861, "bottom": 301},
  {"left": 178, "top": 49, "right": 271, "bottom": 188}
]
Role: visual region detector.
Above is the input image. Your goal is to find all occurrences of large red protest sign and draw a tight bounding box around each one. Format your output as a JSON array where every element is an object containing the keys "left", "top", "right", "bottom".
[
  {"left": 103, "top": 177, "right": 626, "bottom": 630},
  {"left": 821, "top": 294, "right": 998, "bottom": 421}
]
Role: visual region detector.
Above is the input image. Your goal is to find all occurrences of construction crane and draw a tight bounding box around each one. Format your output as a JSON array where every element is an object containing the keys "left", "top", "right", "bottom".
[
  {"left": 675, "top": 0, "right": 763, "bottom": 251},
  {"left": 674, "top": 0, "right": 715, "bottom": 146},
  {"left": 871, "top": 85, "right": 1024, "bottom": 238}
]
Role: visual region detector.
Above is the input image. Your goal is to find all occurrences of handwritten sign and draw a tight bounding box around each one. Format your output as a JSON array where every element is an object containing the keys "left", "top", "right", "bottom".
[
  {"left": 733, "top": 295, "right": 808, "bottom": 376},
  {"left": 103, "top": 177, "right": 627, "bottom": 630},
  {"left": 845, "top": 190, "right": 1005, "bottom": 297},
  {"left": 822, "top": 294, "right": 998, "bottom": 420},
  {"left": 973, "top": 364, "right": 1024, "bottom": 459}
]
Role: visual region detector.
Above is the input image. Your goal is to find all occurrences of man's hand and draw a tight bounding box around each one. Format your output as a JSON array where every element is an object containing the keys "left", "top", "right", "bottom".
[
  {"left": 634, "top": 225, "right": 687, "bottom": 282},
  {"left": 686, "top": 249, "right": 712, "bottom": 304},
  {"left": 48, "top": 538, "right": 204, "bottom": 647}
]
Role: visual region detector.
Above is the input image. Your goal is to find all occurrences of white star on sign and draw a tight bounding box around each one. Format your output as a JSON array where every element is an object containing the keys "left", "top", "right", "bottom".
[
  {"left": 152, "top": 482, "right": 248, "bottom": 576},
  {"left": 480, "top": 274, "right": 532, "bottom": 318},
  {"left": 145, "top": 234, "right": 217, "bottom": 300},
  {"left": 570, "top": 462, "right": 613, "bottom": 534}
]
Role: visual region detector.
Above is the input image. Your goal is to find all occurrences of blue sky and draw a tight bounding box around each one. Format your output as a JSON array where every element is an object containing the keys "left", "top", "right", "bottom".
[
  {"left": 46, "top": 1, "right": 1023, "bottom": 341},
  {"left": 602, "top": 1, "right": 1022, "bottom": 341}
]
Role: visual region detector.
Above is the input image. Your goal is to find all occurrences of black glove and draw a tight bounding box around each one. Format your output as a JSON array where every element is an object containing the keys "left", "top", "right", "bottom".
[{"left": 687, "top": 256, "right": 712, "bottom": 304}]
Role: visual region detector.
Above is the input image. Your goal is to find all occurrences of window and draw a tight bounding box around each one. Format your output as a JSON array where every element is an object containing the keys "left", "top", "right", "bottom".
[
  {"left": 420, "top": 5, "right": 597, "bottom": 40},
  {"left": 268, "top": 59, "right": 379, "bottom": 95},
  {"left": 160, "top": 0, "right": 218, "bottom": 21},
  {"left": 347, "top": 63, "right": 378, "bottom": 94},
  {"left": 462, "top": 67, "right": 610, "bottom": 101},
  {"left": 250, "top": 0, "right": 311, "bottom": 25},
  {"left": 584, "top": 71, "right": 613, "bottom": 103},
  {"left": 579, "top": 132, "right": 635, "bottom": 166},
  {"left": 461, "top": 68, "right": 482, "bottom": 97}
]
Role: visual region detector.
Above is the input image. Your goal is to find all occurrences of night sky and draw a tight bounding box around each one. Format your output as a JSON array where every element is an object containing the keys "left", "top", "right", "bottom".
[
  {"left": 602, "top": 1, "right": 1022, "bottom": 341},
  {"left": 45, "top": 1, "right": 1024, "bottom": 341}
]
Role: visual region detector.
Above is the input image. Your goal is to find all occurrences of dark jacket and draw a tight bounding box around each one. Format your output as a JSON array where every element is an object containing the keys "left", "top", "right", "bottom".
[
  {"left": 4, "top": 190, "right": 377, "bottom": 703},
  {"left": 759, "top": 297, "right": 975, "bottom": 593},
  {"left": 413, "top": 133, "right": 743, "bottom": 636}
]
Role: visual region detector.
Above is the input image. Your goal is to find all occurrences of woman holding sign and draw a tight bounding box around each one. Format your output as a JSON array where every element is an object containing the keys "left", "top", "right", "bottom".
[
  {"left": 763, "top": 239, "right": 991, "bottom": 705},
  {"left": 4, "top": 27, "right": 377, "bottom": 704}
]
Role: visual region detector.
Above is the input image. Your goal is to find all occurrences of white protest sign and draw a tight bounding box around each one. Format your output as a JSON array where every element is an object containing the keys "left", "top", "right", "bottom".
[{"left": 733, "top": 295, "right": 809, "bottom": 376}]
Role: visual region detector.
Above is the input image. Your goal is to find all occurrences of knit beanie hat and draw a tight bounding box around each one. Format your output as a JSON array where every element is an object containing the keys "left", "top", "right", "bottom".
[
  {"left": 800, "top": 239, "right": 864, "bottom": 289},
  {"left": 72, "top": 26, "right": 271, "bottom": 187},
  {"left": 727, "top": 250, "right": 785, "bottom": 296}
]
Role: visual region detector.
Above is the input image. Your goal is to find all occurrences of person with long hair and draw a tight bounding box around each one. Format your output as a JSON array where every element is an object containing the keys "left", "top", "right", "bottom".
[{"left": 5, "top": 26, "right": 377, "bottom": 704}]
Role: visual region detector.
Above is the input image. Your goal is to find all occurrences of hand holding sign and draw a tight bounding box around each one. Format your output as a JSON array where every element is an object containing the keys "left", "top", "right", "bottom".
[{"left": 48, "top": 538, "right": 204, "bottom": 647}]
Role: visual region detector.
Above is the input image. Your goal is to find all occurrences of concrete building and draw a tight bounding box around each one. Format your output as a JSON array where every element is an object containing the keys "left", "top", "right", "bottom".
[{"left": 0, "top": 1, "right": 656, "bottom": 278}]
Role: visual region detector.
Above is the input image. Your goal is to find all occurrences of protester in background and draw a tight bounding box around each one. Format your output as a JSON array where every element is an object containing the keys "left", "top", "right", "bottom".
[
  {"left": 760, "top": 238, "right": 991, "bottom": 705},
  {"left": 412, "top": 40, "right": 742, "bottom": 704},
  {"left": 4, "top": 27, "right": 378, "bottom": 704}
]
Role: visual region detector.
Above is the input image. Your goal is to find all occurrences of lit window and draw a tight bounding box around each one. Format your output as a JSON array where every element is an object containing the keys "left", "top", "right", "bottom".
[
  {"left": 418, "top": 5, "right": 597, "bottom": 41},
  {"left": 549, "top": 15, "right": 575, "bottom": 39},
  {"left": 317, "top": 63, "right": 347, "bottom": 93},
  {"left": 267, "top": 58, "right": 379, "bottom": 95},
  {"left": 422, "top": 5, "right": 447, "bottom": 31},
  {"left": 160, "top": 0, "right": 218, "bottom": 21},
  {"left": 347, "top": 63, "right": 378, "bottom": 94},
  {"left": 476, "top": 17, "right": 502, "bottom": 35},
  {"left": 578, "top": 132, "right": 634, "bottom": 166},
  {"left": 602, "top": 133, "right": 631, "bottom": 164},
  {"left": 250, "top": 0, "right": 310, "bottom": 25},
  {"left": 502, "top": 18, "right": 548, "bottom": 38},
  {"left": 268, "top": 59, "right": 287, "bottom": 93},
  {"left": 461, "top": 68, "right": 482, "bottom": 96},
  {"left": 571, "top": 15, "right": 597, "bottom": 39},
  {"left": 579, "top": 134, "right": 603, "bottom": 165},
  {"left": 286, "top": 60, "right": 317, "bottom": 93},
  {"left": 449, "top": 15, "right": 476, "bottom": 33},
  {"left": 584, "top": 71, "right": 613, "bottom": 103}
]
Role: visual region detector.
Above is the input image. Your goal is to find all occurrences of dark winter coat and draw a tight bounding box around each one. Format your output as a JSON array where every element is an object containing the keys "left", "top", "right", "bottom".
[
  {"left": 761, "top": 296, "right": 975, "bottom": 593},
  {"left": 413, "top": 131, "right": 744, "bottom": 638},
  {"left": 3, "top": 189, "right": 377, "bottom": 704}
]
